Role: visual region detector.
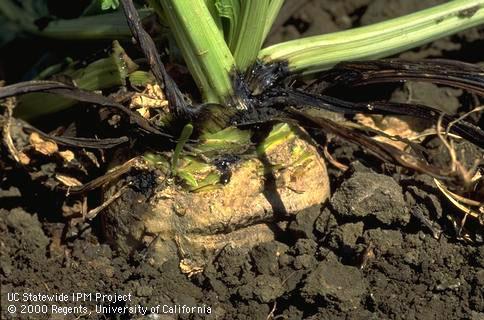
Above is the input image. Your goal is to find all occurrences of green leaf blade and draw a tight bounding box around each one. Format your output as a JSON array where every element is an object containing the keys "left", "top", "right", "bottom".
[{"left": 101, "top": 0, "right": 120, "bottom": 11}]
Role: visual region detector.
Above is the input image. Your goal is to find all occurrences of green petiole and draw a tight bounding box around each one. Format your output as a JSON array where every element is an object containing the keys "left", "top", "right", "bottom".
[
  {"left": 230, "top": 0, "right": 270, "bottom": 72},
  {"left": 259, "top": 0, "right": 484, "bottom": 74},
  {"left": 154, "top": 0, "right": 236, "bottom": 105},
  {"left": 172, "top": 123, "right": 194, "bottom": 175},
  {"left": 14, "top": 41, "right": 137, "bottom": 120}
]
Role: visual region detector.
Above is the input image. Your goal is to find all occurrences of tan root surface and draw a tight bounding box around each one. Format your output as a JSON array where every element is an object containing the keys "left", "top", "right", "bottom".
[{"left": 103, "top": 127, "right": 330, "bottom": 272}]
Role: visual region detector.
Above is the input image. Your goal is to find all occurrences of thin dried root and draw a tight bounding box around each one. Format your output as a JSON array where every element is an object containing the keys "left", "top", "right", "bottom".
[
  {"left": 1, "top": 98, "right": 30, "bottom": 165},
  {"left": 433, "top": 107, "right": 483, "bottom": 225},
  {"left": 323, "top": 142, "right": 349, "bottom": 172},
  {"left": 85, "top": 183, "right": 131, "bottom": 220},
  {"left": 434, "top": 178, "right": 483, "bottom": 224}
]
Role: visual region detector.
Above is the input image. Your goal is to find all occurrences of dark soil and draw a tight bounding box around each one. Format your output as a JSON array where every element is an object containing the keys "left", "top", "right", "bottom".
[{"left": 1, "top": 1, "right": 484, "bottom": 319}]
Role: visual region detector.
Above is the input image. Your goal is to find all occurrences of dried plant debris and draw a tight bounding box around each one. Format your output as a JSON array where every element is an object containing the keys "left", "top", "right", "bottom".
[
  {"left": 318, "top": 59, "right": 484, "bottom": 96},
  {"left": 120, "top": 0, "right": 190, "bottom": 116},
  {"left": 29, "top": 132, "right": 58, "bottom": 155},
  {"left": 0, "top": 75, "right": 177, "bottom": 193},
  {"left": 129, "top": 84, "right": 169, "bottom": 118}
]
